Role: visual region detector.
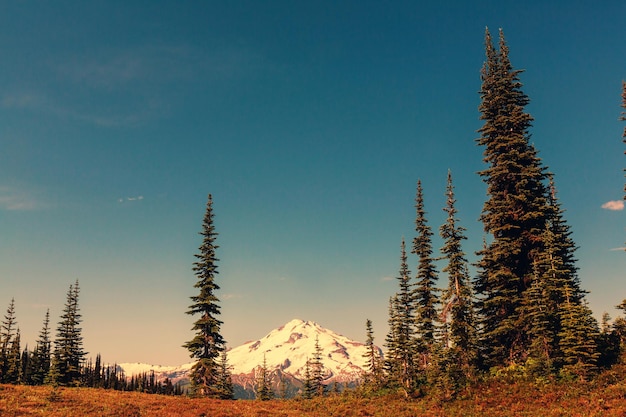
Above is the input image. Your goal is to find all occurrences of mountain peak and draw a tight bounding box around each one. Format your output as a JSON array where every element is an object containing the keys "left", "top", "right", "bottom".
[
  {"left": 275, "top": 318, "right": 323, "bottom": 334},
  {"left": 227, "top": 319, "right": 373, "bottom": 382}
]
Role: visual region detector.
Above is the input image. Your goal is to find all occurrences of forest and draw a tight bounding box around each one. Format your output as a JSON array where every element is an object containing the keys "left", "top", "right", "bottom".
[{"left": 1, "top": 28, "right": 625, "bottom": 410}]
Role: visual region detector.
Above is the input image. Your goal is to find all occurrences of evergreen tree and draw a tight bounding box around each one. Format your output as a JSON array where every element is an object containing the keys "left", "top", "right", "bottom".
[
  {"left": 216, "top": 349, "right": 234, "bottom": 399},
  {"left": 184, "top": 194, "right": 227, "bottom": 397},
  {"left": 93, "top": 353, "right": 103, "bottom": 388},
  {"left": 622, "top": 81, "right": 625, "bottom": 205},
  {"left": 474, "top": 28, "right": 551, "bottom": 367},
  {"left": 81, "top": 354, "right": 103, "bottom": 388},
  {"left": 362, "top": 319, "right": 383, "bottom": 390},
  {"left": 310, "top": 335, "right": 325, "bottom": 397},
  {"left": 6, "top": 329, "right": 21, "bottom": 384},
  {"left": 163, "top": 377, "right": 175, "bottom": 395},
  {"left": 51, "top": 280, "right": 87, "bottom": 386},
  {"left": 597, "top": 312, "right": 621, "bottom": 368},
  {"left": 302, "top": 357, "right": 314, "bottom": 399},
  {"left": 412, "top": 180, "right": 439, "bottom": 369},
  {"left": 545, "top": 177, "right": 584, "bottom": 303},
  {"left": 614, "top": 300, "right": 626, "bottom": 362},
  {"left": 29, "top": 309, "right": 52, "bottom": 385},
  {"left": 384, "top": 295, "right": 403, "bottom": 386},
  {"left": 82, "top": 357, "right": 94, "bottom": 388},
  {"left": 426, "top": 338, "right": 466, "bottom": 401},
  {"left": 522, "top": 223, "right": 564, "bottom": 370},
  {"left": 521, "top": 265, "right": 555, "bottom": 377},
  {"left": 439, "top": 170, "right": 477, "bottom": 379},
  {"left": 526, "top": 180, "right": 597, "bottom": 374},
  {"left": 472, "top": 237, "right": 494, "bottom": 368},
  {"left": 45, "top": 354, "right": 62, "bottom": 387},
  {"left": 0, "top": 298, "right": 17, "bottom": 383},
  {"left": 149, "top": 370, "right": 157, "bottom": 393},
  {"left": 392, "top": 238, "right": 417, "bottom": 390},
  {"left": 21, "top": 345, "right": 30, "bottom": 385},
  {"left": 558, "top": 290, "right": 599, "bottom": 379},
  {"left": 256, "top": 353, "right": 273, "bottom": 400},
  {"left": 601, "top": 312, "right": 612, "bottom": 335},
  {"left": 278, "top": 374, "right": 288, "bottom": 399}
]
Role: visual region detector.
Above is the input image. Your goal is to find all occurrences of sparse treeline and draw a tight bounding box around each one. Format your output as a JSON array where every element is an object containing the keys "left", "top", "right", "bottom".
[
  {"left": 0, "top": 283, "right": 183, "bottom": 395},
  {"left": 361, "top": 28, "right": 626, "bottom": 399}
]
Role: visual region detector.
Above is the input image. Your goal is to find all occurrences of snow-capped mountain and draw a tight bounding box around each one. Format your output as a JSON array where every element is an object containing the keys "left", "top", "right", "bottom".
[
  {"left": 228, "top": 318, "right": 373, "bottom": 382},
  {"left": 117, "top": 319, "right": 381, "bottom": 398}
]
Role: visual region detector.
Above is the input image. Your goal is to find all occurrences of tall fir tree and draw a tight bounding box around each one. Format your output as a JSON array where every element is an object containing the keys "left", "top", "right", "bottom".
[
  {"left": 622, "top": 81, "right": 625, "bottom": 205},
  {"left": 0, "top": 298, "right": 17, "bottom": 383},
  {"left": 439, "top": 170, "right": 477, "bottom": 377},
  {"left": 412, "top": 180, "right": 439, "bottom": 369},
  {"left": 622, "top": 81, "right": 626, "bottom": 250},
  {"left": 184, "top": 194, "right": 227, "bottom": 397},
  {"left": 474, "top": 28, "right": 551, "bottom": 367},
  {"left": 51, "top": 280, "right": 87, "bottom": 386}
]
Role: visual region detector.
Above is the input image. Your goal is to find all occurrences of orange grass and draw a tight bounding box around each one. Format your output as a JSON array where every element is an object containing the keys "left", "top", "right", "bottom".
[{"left": 1, "top": 379, "right": 625, "bottom": 417}]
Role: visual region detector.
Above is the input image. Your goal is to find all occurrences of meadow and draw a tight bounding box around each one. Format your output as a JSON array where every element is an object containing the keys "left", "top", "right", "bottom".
[{"left": 2, "top": 368, "right": 626, "bottom": 417}]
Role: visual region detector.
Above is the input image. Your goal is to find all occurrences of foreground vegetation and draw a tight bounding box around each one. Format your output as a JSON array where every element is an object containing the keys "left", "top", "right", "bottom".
[{"left": 2, "top": 366, "right": 626, "bottom": 417}]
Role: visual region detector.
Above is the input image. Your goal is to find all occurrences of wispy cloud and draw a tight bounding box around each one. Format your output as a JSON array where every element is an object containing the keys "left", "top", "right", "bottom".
[
  {"left": 56, "top": 43, "right": 272, "bottom": 89},
  {"left": 0, "top": 186, "right": 41, "bottom": 211},
  {"left": 610, "top": 247, "right": 626, "bottom": 251},
  {"left": 381, "top": 276, "right": 394, "bottom": 282},
  {"left": 3, "top": 43, "right": 274, "bottom": 128},
  {"left": 57, "top": 54, "right": 142, "bottom": 88},
  {"left": 601, "top": 200, "right": 625, "bottom": 211},
  {"left": 118, "top": 195, "right": 144, "bottom": 203},
  {"left": 1, "top": 93, "right": 46, "bottom": 110},
  {"left": 1, "top": 91, "right": 161, "bottom": 128},
  {"left": 222, "top": 293, "right": 243, "bottom": 301}
]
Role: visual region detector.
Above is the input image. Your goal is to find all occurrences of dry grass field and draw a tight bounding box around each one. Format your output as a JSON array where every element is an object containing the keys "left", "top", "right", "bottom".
[{"left": 1, "top": 374, "right": 626, "bottom": 417}]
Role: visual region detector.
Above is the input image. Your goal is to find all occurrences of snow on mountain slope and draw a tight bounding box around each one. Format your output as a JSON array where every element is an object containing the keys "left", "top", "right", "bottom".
[
  {"left": 116, "top": 362, "right": 193, "bottom": 384},
  {"left": 116, "top": 319, "right": 380, "bottom": 389},
  {"left": 227, "top": 318, "right": 375, "bottom": 382}
]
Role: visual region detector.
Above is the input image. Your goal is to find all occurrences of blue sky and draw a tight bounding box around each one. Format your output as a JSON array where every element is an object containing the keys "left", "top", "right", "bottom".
[{"left": 0, "top": 1, "right": 624, "bottom": 366}]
